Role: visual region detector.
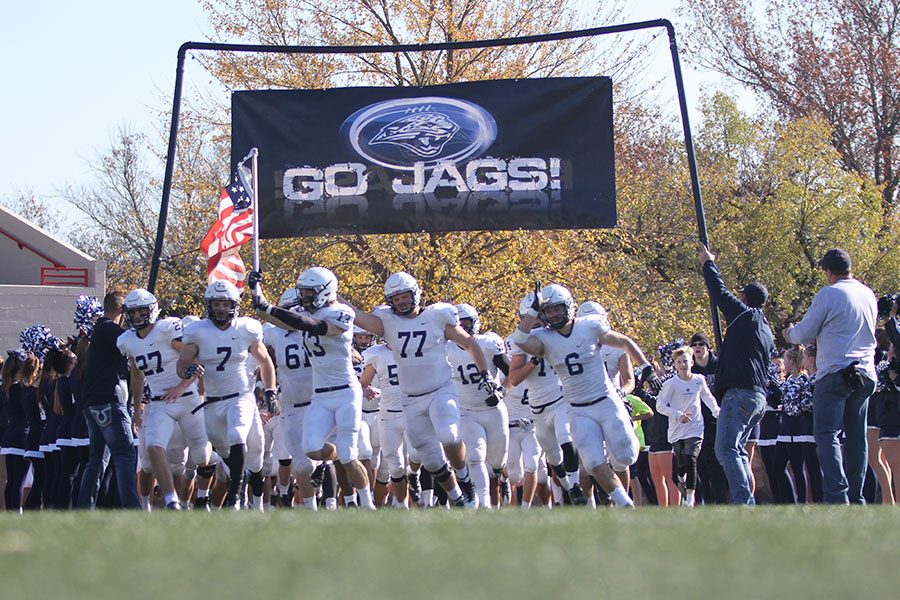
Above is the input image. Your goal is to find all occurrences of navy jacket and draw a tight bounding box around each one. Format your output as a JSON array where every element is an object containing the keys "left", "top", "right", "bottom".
[
  {"left": 80, "top": 317, "right": 128, "bottom": 407},
  {"left": 702, "top": 261, "right": 774, "bottom": 398}
]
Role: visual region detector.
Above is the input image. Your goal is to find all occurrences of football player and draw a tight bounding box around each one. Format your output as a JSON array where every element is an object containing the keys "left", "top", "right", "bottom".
[
  {"left": 117, "top": 289, "right": 211, "bottom": 510},
  {"left": 360, "top": 340, "right": 413, "bottom": 507},
  {"left": 509, "top": 284, "right": 661, "bottom": 508},
  {"left": 250, "top": 268, "right": 375, "bottom": 510},
  {"left": 352, "top": 326, "right": 380, "bottom": 494},
  {"left": 260, "top": 287, "right": 320, "bottom": 510},
  {"left": 576, "top": 301, "right": 636, "bottom": 499},
  {"left": 345, "top": 272, "right": 494, "bottom": 508},
  {"left": 508, "top": 292, "right": 586, "bottom": 505},
  {"left": 448, "top": 303, "right": 509, "bottom": 508},
  {"left": 176, "top": 280, "right": 276, "bottom": 510},
  {"left": 503, "top": 337, "right": 540, "bottom": 509}
]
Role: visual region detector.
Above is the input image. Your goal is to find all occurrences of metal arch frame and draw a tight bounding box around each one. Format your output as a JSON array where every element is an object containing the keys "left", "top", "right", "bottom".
[{"left": 147, "top": 19, "right": 723, "bottom": 347}]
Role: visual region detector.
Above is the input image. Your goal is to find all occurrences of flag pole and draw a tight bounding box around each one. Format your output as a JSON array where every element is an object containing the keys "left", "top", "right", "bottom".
[{"left": 249, "top": 148, "right": 260, "bottom": 273}]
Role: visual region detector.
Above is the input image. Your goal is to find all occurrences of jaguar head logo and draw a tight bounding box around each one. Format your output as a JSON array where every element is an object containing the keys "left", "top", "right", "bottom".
[{"left": 369, "top": 111, "right": 460, "bottom": 158}]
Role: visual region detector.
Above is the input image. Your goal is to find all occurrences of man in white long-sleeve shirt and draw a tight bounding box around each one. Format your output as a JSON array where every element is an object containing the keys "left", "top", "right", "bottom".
[{"left": 784, "top": 248, "right": 877, "bottom": 504}]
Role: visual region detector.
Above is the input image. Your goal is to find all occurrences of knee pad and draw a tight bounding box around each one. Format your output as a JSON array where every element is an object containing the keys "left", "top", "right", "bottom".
[
  {"left": 430, "top": 464, "right": 452, "bottom": 484},
  {"left": 196, "top": 464, "right": 216, "bottom": 479},
  {"left": 561, "top": 442, "right": 580, "bottom": 472},
  {"left": 278, "top": 458, "right": 292, "bottom": 467},
  {"left": 390, "top": 474, "right": 407, "bottom": 484},
  {"left": 247, "top": 470, "right": 265, "bottom": 497}
]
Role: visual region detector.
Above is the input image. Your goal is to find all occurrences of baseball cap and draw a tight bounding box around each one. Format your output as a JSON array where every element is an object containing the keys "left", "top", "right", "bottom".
[
  {"left": 740, "top": 282, "right": 768, "bottom": 308},
  {"left": 818, "top": 248, "right": 851, "bottom": 273}
]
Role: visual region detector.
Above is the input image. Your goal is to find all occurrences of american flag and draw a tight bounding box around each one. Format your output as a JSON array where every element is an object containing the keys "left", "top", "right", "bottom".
[{"left": 200, "top": 164, "right": 254, "bottom": 288}]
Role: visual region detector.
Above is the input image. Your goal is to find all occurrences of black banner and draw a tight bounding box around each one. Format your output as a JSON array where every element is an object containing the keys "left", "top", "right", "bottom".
[{"left": 231, "top": 77, "right": 615, "bottom": 238}]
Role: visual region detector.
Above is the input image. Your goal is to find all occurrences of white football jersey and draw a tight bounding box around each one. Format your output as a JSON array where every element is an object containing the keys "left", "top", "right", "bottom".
[
  {"left": 117, "top": 317, "right": 196, "bottom": 399},
  {"left": 447, "top": 331, "right": 505, "bottom": 410},
  {"left": 504, "top": 337, "right": 532, "bottom": 421},
  {"left": 509, "top": 332, "right": 564, "bottom": 408},
  {"left": 530, "top": 315, "right": 619, "bottom": 405},
  {"left": 373, "top": 303, "right": 458, "bottom": 396},
  {"left": 601, "top": 345, "right": 626, "bottom": 389},
  {"left": 182, "top": 317, "right": 262, "bottom": 397},
  {"left": 264, "top": 325, "right": 312, "bottom": 404},
  {"left": 303, "top": 302, "right": 357, "bottom": 391},
  {"left": 362, "top": 344, "right": 403, "bottom": 411}
]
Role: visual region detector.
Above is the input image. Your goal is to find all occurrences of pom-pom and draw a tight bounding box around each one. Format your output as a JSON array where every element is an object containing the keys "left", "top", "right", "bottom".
[
  {"left": 656, "top": 338, "right": 685, "bottom": 382},
  {"left": 74, "top": 295, "right": 103, "bottom": 336},
  {"left": 19, "top": 324, "right": 61, "bottom": 360}
]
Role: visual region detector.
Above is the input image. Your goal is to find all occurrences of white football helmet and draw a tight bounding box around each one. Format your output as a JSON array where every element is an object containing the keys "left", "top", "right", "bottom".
[
  {"left": 352, "top": 325, "right": 376, "bottom": 352},
  {"left": 455, "top": 303, "right": 480, "bottom": 335},
  {"left": 384, "top": 271, "right": 421, "bottom": 316},
  {"left": 180, "top": 315, "right": 201, "bottom": 328},
  {"left": 576, "top": 301, "right": 606, "bottom": 318},
  {"left": 278, "top": 287, "right": 302, "bottom": 310},
  {"left": 296, "top": 267, "right": 338, "bottom": 311},
  {"left": 204, "top": 280, "right": 241, "bottom": 326},
  {"left": 539, "top": 284, "right": 575, "bottom": 330},
  {"left": 123, "top": 288, "right": 160, "bottom": 331},
  {"left": 518, "top": 292, "right": 537, "bottom": 318}
]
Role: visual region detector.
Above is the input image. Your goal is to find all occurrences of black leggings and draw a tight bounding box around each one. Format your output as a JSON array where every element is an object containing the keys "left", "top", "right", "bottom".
[
  {"left": 5, "top": 455, "right": 27, "bottom": 510},
  {"left": 56, "top": 447, "right": 80, "bottom": 509},
  {"left": 676, "top": 453, "right": 699, "bottom": 490},
  {"left": 760, "top": 445, "right": 794, "bottom": 504},
  {"left": 774, "top": 441, "right": 806, "bottom": 503},
  {"left": 803, "top": 443, "right": 823, "bottom": 502}
]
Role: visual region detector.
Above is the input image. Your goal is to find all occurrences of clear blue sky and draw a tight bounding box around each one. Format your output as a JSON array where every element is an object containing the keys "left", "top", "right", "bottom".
[{"left": 2, "top": 1, "right": 714, "bottom": 203}]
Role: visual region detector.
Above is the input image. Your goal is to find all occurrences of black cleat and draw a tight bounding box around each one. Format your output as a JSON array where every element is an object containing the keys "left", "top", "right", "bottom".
[
  {"left": 166, "top": 501, "right": 182, "bottom": 510},
  {"left": 280, "top": 493, "right": 293, "bottom": 508},
  {"left": 408, "top": 472, "right": 422, "bottom": 504},
  {"left": 309, "top": 463, "right": 327, "bottom": 489},
  {"left": 458, "top": 478, "right": 477, "bottom": 508},
  {"left": 561, "top": 487, "right": 573, "bottom": 506},
  {"left": 194, "top": 496, "right": 211, "bottom": 512},
  {"left": 500, "top": 479, "right": 512, "bottom": 506},
  {"left": 569, "top": 484, "right": 588, "bottom": 506}
]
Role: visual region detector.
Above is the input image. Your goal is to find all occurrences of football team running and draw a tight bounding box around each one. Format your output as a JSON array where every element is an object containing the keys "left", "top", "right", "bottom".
[{"left": 2, "top": 246, "right": 895, "bottom": 511}]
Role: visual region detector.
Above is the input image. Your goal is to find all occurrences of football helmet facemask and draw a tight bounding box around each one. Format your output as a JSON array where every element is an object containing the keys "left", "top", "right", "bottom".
[
  {"left": 539, "top": 284, "right": 575, "bottom": 330},
  {"left": 384, "top": 272, "right": 421, "bottom": 316},
  {"left": 352, "top": 325, "right": 375, "bottom": 352},
  {"left": 204, "top": 280, "right": 241, "bottom": 327},
  {"left": 296, "top": 267, "right": 338, "bottom": 311},
  {"left": 123, "top": 289, "right": 160, "bottom": 331},
  {"left": 455, "top": 303, "right": 480, "bottom": 335}
]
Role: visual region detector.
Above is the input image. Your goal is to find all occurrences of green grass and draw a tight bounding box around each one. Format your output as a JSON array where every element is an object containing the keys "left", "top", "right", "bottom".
[{"left": 1, "top": 507, "right": 898, "bottom": 599}]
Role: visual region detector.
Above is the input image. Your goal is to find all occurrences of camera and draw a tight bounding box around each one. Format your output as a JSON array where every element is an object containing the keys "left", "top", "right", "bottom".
[{"left": 877, "top": 293, "right": 899, "bottom": 319}]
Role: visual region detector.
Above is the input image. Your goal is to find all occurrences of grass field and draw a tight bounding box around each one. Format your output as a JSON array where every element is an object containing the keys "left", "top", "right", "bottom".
[{"left": 1, "top": 506, "right": 897, "bottom": 599}]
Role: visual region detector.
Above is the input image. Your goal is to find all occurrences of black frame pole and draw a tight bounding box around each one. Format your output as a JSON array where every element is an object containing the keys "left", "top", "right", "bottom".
[
  {"left": 148, "top": 19, "right": 723, "bottom": 343},
  {"left": 148, "top": 44, "right": 189, "bottom": 293},
  {"left": 664, "top": 23, "right": 723, "bottom": 348}
]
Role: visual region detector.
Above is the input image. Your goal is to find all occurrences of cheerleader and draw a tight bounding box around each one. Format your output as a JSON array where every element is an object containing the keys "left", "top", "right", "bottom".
[
  {"left": 774, "top": 346, "right": 810, "bottom": 503},
  {"left": 68, "top": 336, "right": 92, "bottom": 507},
  {"left": 758, "top": 356, "right": 793, "bottom": 503},
  {"left": 798, "top": 345, "right": 823, "bottom": 502},
  {"left": 872, "top": 341, "right": 898, "bottom": 504},
  {"left": 2, "top": 351, "right": 39, "bottom": 510},
  {"left": 22, "top": 360, "right": 49, "bottom": 510},
  {"left": 0, "top": 356, "right": 7, "bottom": 511},
  {"left": 46, "top": 346, "right": 80, "bottom": 508}
]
